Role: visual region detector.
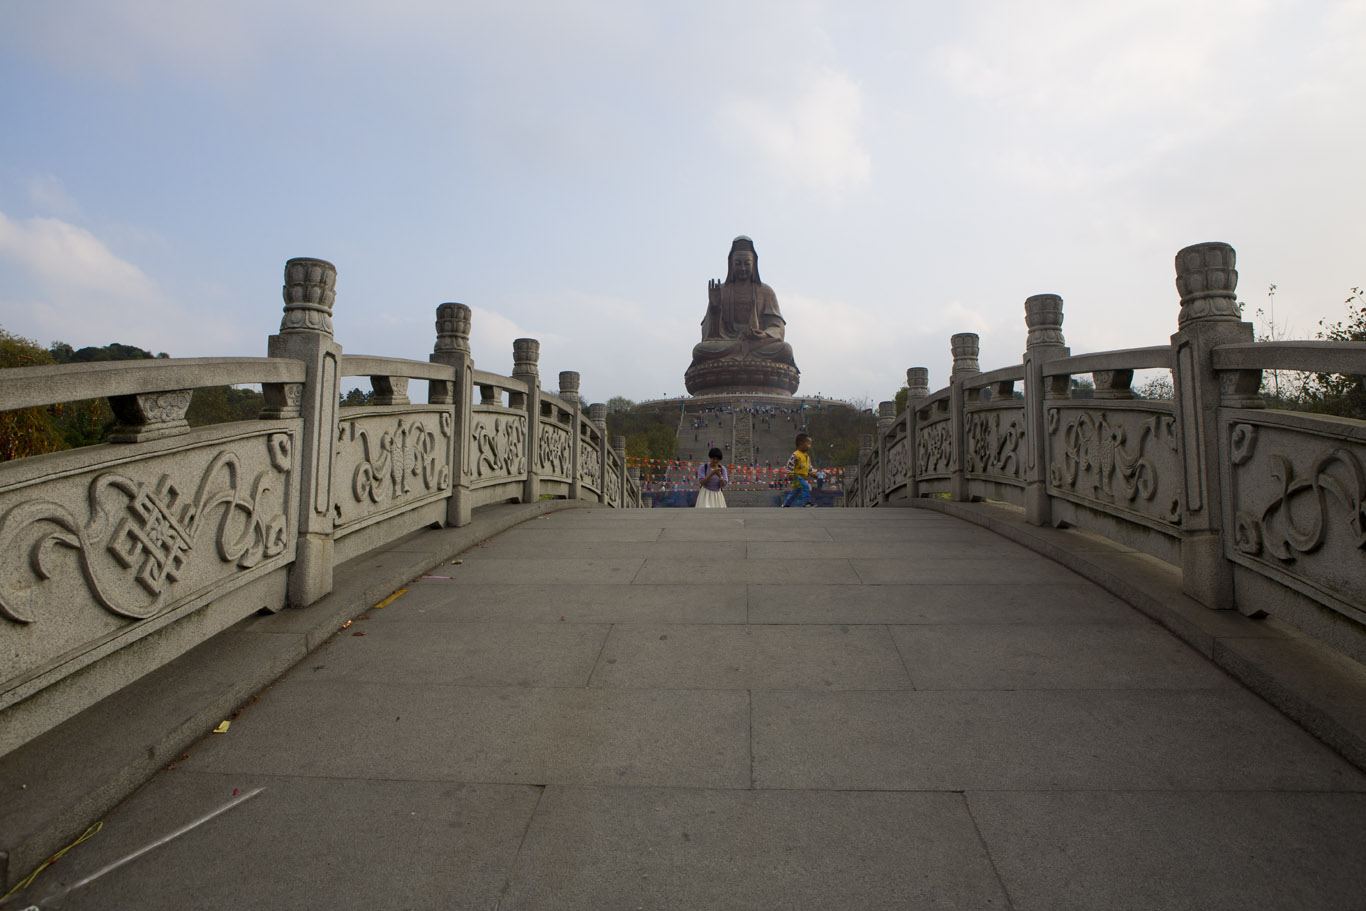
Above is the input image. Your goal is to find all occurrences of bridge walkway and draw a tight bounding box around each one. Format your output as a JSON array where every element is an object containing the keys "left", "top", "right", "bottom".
[{"left": 7, "top": 506, "right": 1365, "bottom": 909}]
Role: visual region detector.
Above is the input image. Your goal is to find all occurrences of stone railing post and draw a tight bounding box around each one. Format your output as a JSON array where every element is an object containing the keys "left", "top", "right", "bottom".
[
  {"left": 906, "top": 367, "right": 930, "bottom": 499},
  {"left": 512, "top": 338, "right": 541, "bottom": 504},
  {"left": 1170, "top": 242, "right": 1256, "bottom": 610},
  {"left": 949, "top": 332, "right": 980, "bottom": 501},
  {"left": 267, "top": 258, "right": 342, "bottom": 607},
  {"left": 1022, "top": 294, "right": 1068, "bottom": 525},
  {"left": 612, "top": 435, "right": 628, "bottom": 506},
  {"left": 626, "top": 465, "right": 640, "bottom": 507},
  {"left": 560, "top": 371, "right": 583, "bottom": 501},
  {"left": 590, "top": 403, "right": 609, "bottom": 503},
  {"left": 430, "top": 303, "right": 474, "bottom": 526},
  {"left": 877, "top": 400, "right": 896, "bottom": 500}
]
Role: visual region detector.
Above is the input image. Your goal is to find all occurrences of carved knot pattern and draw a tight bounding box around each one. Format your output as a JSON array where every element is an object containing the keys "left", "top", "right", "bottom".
[
  {"left": 471, "top": 415, "right": 527, "bottom": 480},
  {"left": 965, "top": 410, "right": 1024, "bottom": 480},
  {"left": 348, "top": 417, "right": 451, "bottom": 507},
  {"left": 0, "top": 436, "right": 292, "bottom": 624},
  {"left": 1050, "top": 410, "right": 1180, "bottom": 524},
  {"left": 538, "top": 424, "right": 572, "bottom": 479},
  {"left": 1233, "top": 448, "right": 1366, "bottom": 563},
  {"left": 886, "top": 438, "right": 910, "bottom": 487},
  {"left": 917, "top": 420, "right": 953, "bottom": 476}
]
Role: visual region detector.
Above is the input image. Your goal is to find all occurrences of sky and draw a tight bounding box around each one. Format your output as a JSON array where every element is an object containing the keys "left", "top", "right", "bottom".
[{"left": 1, "top": 0, "right": 1363, "bottom": 407}]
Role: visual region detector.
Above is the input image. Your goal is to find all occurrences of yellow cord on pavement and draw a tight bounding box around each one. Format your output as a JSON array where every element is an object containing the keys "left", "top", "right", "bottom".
[{"left": 0, "top": 819, "right": 103, "bottom": 901}]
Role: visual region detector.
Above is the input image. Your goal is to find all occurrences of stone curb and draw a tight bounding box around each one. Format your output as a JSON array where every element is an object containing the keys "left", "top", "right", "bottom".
[
  {"left": 0, "top": 499, "right": 600, "bottom": 896},
  {"left": 909, "top": 498, "right": 1366, "bottom": 775}
]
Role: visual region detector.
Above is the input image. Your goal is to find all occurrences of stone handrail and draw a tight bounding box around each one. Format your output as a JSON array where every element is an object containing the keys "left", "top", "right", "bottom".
[
  {"left": 847, "top": 243, "right": 1366, "bottom": 670},
  {"left": 0, "top": 357, "right": 306, "bottom": 411},
  {"left": 0, "top": 258, "right": 640, "bottom": 758}
]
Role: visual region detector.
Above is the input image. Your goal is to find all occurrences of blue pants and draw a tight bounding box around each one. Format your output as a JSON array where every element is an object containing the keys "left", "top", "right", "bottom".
[{"left": 782, "top": 478, "right": 811, "bottom": 507}]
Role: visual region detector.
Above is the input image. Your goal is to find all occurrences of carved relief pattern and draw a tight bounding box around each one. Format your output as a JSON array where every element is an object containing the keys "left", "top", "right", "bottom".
[
  {"left": 607, "top": 463, "right": 621, "bottom": 506},
  {"left": 1229, "top": 422, "right": 1366, "bottom": 610},
  {"left": 0, "top": 434, "right": 293, "bottom": 624},
  {"left": 917, "top": 420, "right": 953, "bottom": 476},
  {"left": 469, "top": 413, "right": 527, "bottom": 482},
  {"left": 579, "top": 439, "right": 601, "bottom": 487},
  {"left": 965, "top": 409, "right": 1025, "bottom": 481},
  {"left": 886, "top": 438, "right": 909, "bottom": 488},
  {"left": 538, "top": 424, "right": 572, "bottom": 479},
  {"left": 339, "top": 415, "right": 451, "bottom": 521},
  {"left": 1048, "top": 408, "right": 1180, "bottom": 525}
]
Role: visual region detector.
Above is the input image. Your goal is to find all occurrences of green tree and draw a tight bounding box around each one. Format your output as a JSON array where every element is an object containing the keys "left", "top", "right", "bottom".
[
  {"left": 606, "top": 395, "right": 636, "bottom": 414},
  {"left": 186, "top": 386, "right": 265, "bottom": 427},
  {"left": 1300, "top": 287, "right": 1366, "bottom": 418},
  {"left": 0, "top": 326, "right": 65, "bottom": 460},
  {"left": 341, "top": 387, "right": 374, "bottom": 406}
]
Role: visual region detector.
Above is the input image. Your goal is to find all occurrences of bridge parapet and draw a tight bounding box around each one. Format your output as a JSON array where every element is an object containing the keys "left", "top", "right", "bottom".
[
  {"left": 0, "top": 257, "right": 640, "bottom": 757},
  {"left": 847, "top": 242, "right": 1366, "bottom": 667}
]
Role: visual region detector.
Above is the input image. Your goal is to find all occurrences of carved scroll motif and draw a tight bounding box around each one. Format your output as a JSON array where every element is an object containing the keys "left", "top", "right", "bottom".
[
  {"left": 345, "top": 416, "right": 451, "bottom": 507},
  {"left": 538, "top": 424, "right": 572, "bottom": 479},
  {"left": 965, "top": 410, "right": 1024, "bottom": 480},
  {"left": 886, "top": 438, "right": 910, "bottom": 488},
  {"left": 470, "top": 414, "right": 527, "bottom": 481},
  {"left": 0, "top": 435, "right": 292, "bottom": 624},
  {"left": 917, "top": 421, "right": 953, "bottom": 476},
  {"left": 579, "top": 440, "right": 601, "bottom": 486},
  {"left": 1048, "top": 408, "right": 1180, "bottom": 524},
  {"left": 1231, "top": 425, "right": 1366, "bottom": 564}
]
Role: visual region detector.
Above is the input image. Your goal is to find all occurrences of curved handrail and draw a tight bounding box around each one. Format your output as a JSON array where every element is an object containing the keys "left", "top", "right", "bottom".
[
  {"left": 1213, "top": 340, "right": 1366, "bottom": 374},
  {"left": 0, "top": 357, "right": 306, "bottom": 412},
  {"left": 339, "top": 355, "right": 455, "bottom": 381},
  {"left": 1042, "top": 346, "right": 1172, "bottom": 376}
]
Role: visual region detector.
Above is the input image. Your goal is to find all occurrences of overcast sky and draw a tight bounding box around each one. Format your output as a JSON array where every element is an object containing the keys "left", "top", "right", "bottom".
[{"left": 2, "top": 0, "right": 1363, "bottom": 405}]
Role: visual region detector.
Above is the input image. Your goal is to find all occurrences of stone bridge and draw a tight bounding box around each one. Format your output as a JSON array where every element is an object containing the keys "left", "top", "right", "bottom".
[{"left": 1, "top": 244, "right": 1364, "bottom": 908}]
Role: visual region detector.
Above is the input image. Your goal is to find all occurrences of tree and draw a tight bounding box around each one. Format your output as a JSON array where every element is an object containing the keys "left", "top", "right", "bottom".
[
  {"left": 0, "top": 326, "right": 65, "bottom": 460},
  {"left": 1300, "top": 287, "right": 1366, "bottom": 418},
  {"left": 186, "top": 386, "right": 265, "bottom": 427},
  {"left": 606, "top": 395, "right": 636, "bottom": 414},
  {"left": 341, "top": 387, "right": 374, "bottom": 406}
]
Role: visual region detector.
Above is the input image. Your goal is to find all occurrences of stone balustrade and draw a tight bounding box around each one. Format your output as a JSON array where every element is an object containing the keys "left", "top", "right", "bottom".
[
  {"left": 846, "top": 242, "right": 1366, "bottom": 668},
  {"left": 0, "top": 258, "right": 640, "bottom": 757}
]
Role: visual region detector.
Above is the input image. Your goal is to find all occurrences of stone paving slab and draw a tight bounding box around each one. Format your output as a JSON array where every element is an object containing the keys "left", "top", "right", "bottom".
[
  {"left": 187, "top": 679, "right": 751, "bottom": 790},
  {"left": 658, "top": 524, "right": 836, "bottom": 542},
  {"left": 393, "top": 581, "right": 748, "bottom": 624},
  {"left": 634, "top": 556, "right": 858, "bottom": 584},
  {"left": 48, "top": 772, "right": 542, "bottom": 911},
  {"left": 889, "top": 622, "right": 1239, "bottom": 690},
  {"left": 497, "top": 785, "right": 1011, "bottom": 910},
  {"left": 967, "top": 790, "right": 1366, "bottom": 911},
  {"left": 752, "top": 688, "right": 1366, "bottom": 792},
  {"left": 454, "top": 538, "right": 744, "bottom": 562},
  {"left": 432, "top": 556, "right": 646, "bottom": 583},
  {"left": 303, "top": 619, "right": 610, "bottom": 687},
  {"left": 851, "top": 555, "right": 1085, "bottom": 585},
  {"left": 588, "top": 624, "right": 913, "bottom": 690},
  {"left": 748, "top": 582, "right": 1149, "bottom": 625},
  {"left": 746, "top": 538, "right": 1028, "bottom": 560}
]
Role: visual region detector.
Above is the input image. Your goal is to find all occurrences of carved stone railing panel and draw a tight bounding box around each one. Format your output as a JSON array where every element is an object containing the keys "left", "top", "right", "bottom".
[
  {"left": 537, "top": 421, "right": 573, "bottom": 481},
  {"left": 1046, "top": 403, "right": 1182, "bottom": 530},
  {"left": 0, "top": 428, "right": 298, "bottom": 690},
  {"left": 468, "top": 408, "right": 528, "bottom": 487},
  {"left": 579, "top": 437, "right": 601, "bottom": 490},
  {"left": 917, "top": 417, "right": 953, "bottom": 478},
  {"left": 886, "top": 437, "right": 910, "bottom": 490},
  {"left": 334, "top": 408, "right": 452, "bottom": 531},
  {"left": 1224, "top": 413, "right": 1366, "bottom": 623},
  {"left": 606, "top": 462, "right": 621, "bottom": 507},
  {"left": 964, "top": 405, "right": 1026, "bottom": 484}
]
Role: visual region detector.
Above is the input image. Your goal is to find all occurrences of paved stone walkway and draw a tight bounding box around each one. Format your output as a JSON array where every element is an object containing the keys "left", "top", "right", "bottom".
[{"left": 26, "top": 508, "right": 1366, "bottom": 909}]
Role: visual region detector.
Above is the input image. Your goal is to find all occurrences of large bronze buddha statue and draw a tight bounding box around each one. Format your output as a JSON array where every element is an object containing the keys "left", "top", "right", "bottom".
[{"left": 684, "top": 236, "right": 800, "bottom": 396}]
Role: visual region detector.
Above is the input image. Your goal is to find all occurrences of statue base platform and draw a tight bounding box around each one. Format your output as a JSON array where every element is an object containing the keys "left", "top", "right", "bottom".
[{"left": 684, "top": 358, "right": 800, "bottom": 397}]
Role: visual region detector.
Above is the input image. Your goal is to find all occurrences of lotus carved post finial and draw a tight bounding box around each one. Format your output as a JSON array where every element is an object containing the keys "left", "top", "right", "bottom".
[
  {"left": 1175, "top": 242, "right": 1240, "bottom": 326},
  {"left": 281, "top": 258, "right": 337, "bottom": 336}
]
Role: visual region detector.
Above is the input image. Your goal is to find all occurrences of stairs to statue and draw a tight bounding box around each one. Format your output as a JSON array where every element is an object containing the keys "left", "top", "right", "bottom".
[{"left": 732, "top": 411, "right": 753, "bottom": 465}]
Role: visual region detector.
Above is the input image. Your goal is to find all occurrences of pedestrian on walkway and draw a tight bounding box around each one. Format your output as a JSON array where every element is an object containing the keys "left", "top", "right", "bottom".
[
  {"left": 696, "top": 447, "right": 728, "bottom": 508},
  {"left": 781, "top": 433, "right": 815, "bottom": 507}
]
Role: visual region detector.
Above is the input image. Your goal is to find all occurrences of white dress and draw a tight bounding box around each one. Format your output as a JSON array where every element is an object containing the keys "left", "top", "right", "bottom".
[{"left": 696, "top": 464, "right": 728, "bottom": 508}]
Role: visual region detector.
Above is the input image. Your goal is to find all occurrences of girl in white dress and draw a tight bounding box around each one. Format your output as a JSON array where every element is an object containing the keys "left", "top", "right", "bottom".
[{"left": 696, "top": 447, "right": 728, "bottom": 508}]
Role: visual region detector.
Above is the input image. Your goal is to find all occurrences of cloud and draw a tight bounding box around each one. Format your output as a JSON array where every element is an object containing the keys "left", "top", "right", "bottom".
[
  {"left": 720, "top": 66, "right": 872, "bottom": 200},
  {"left": 0, "top": 211, "right": 159, "bottom": 301}
]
